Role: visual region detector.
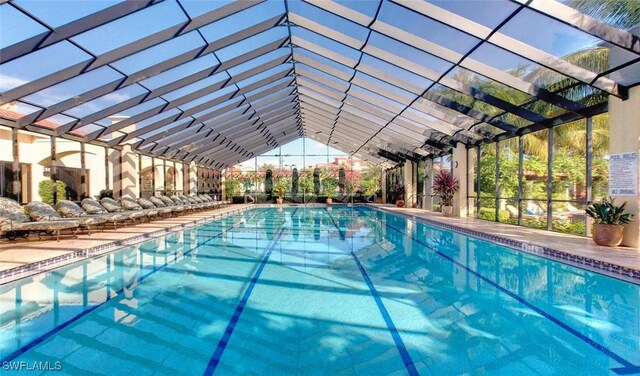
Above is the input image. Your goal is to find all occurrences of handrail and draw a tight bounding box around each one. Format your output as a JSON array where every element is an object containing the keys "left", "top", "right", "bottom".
[{"left": 244, "top": 194, "right": 255, "bottom": 204}]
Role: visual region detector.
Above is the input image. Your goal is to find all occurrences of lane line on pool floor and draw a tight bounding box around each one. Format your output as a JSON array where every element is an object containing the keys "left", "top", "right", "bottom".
[
  {"left": 1, "top": 209, "right": 268, "bottom": 364},
  {"left": 353, "top": 206, "right": 639, "bottom": 373},
  {"left": 325, "top": 207, "right": 419, "bottom": 376},
  {"left": 203, "top": 207, "right": 298, "bottom": 376}
]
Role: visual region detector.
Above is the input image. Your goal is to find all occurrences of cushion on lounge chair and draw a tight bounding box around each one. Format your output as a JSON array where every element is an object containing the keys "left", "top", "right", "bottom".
[
  {"left": 121, "top": 197, "right": 144, "bottom": 210},
  {"left": 148, "top": 197, "right": 166, "bottom": 207},
  {"left": 0, "top": 198, "right": 79, "bottom": 233},
  {"left": 137, "top": 198, "right": 156, "bottom": 209},
  {"left": 27, "top": 202, "right": 107, "bottom": 228},
  {"left": 159, "top": 196, "right": 176, "bottom": 206},
  {"left": 100, "top": 198, "right": 125, "bottom": 212},
  {"left": 56, "top": 200, "right": 88, "bottom": 217},
  {"left": 82, "top": 199, "right": 109, "bottom": 214}
]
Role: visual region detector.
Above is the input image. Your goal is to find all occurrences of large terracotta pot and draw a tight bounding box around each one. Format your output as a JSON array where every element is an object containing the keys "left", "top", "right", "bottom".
[
  {"left": 326, "top": 198, "right": 333, "bottom": 204},
  {"left": 592, "top": 223, "right": 624, "bottom": 247},
  {"left": 276, "top": 197, "right": 283, "bottom": 205},
  {"left": 396, "top": 200, "right": 405, "bottom": 208},
  {"left": 441, "top": 205, "right": 453, "bottom": 216}
]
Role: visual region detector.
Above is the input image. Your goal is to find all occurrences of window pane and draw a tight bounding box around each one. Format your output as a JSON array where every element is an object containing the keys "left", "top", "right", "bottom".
[{"left": 592, "top": 113, "right": 609, "bottom": 201}]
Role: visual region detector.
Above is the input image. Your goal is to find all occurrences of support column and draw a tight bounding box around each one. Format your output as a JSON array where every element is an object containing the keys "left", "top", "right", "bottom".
[
  {"left": 11, "top": 128, "right": 21, "bottom": 202},
  {"left": 104, "top": 146, "right": 110, "bottom": 190},
  {"left": 80, "top": 142, "right": 87, "bottom": 199},
  {"left": 183, "top": 162, "right": 190, "bottom": 194},
  {"left": 51, "top": 136, "right": 58, "bottom": 204},
  {"left": 381, "top": 170, "right": 387, "bottom": 204},
  {"left": 453, "top": 143, "right": 468, "bottom": 217},
  {"left": 404, "top": 160, "right": 416, "bottom": 207},
  {"left": 188, "top": 162, "right": 198, "bottom": 195},
  {"left": 112, "top": 145, "right": 137, "bottom": 199},
  {"left": 609, "top": 85, "right": 640, "bottom": 248},
  {"left": 423, "top": 159, "right": 433, "bottom": 210}
]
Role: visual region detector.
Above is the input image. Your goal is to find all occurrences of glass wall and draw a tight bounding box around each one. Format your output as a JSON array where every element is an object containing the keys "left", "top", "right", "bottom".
[
  {"left": 224, "top": 138, "right": 381, "bottom": 204},
  {"left": 469, "top": 114, "right": 609, "bottom": 236}
]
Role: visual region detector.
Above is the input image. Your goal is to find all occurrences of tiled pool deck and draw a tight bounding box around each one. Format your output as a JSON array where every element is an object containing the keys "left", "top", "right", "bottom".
[
  {"left": 376, "top": 205, "right": 640, "bottom": 284},
  {"left": 0, "top": 204, "right": 254, "bottom": 284},
  {"left": 1, "top": 203, "right": 639, "bottom": 285}
]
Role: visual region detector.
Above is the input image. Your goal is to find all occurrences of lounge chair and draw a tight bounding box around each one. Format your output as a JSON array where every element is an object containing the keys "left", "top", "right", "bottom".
[
  {"left": 170, "top": 195, "right": 199, "bottom": 212},
  {"left": 150, "top": 196, "right": 185, "bottom": 216},
  {"left": 120, "top": 197, "right": 161, "bottom": 221},
  {"left": 56, "top": 200, "right": 126, "bottom": 230},
  {"left": 25, "top": 201, "right": 107, "bottom": 235},
  {"left": 100, "top": 197, "right": 148, "bottom": 223},
  {"left": 137, "top": 197, "right": 173, "bottom": 218},
  {"left": 198, "top": 194, "right": 223, "bottom": 209},
  {"left": 0, "top": 198, "right": 79, "bottom": 241},
  {"left": 189, "top": 195, "right": 216, "bottom": 209},
  {"left": 82, "top": 198, "right": 136, "bottom": 226}
]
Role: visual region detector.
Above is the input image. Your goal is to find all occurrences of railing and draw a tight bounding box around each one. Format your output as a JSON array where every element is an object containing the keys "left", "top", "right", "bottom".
[{"left": 244, "top": 194, "right": 255, "bottom": 204}]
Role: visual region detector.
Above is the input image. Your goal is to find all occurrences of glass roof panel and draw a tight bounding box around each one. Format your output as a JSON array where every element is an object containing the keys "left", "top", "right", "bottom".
[
  {"left": 366, "top": 32, "right": 453, "bottom": 76},
  {"left": 110, "top": 31, "right": 205, "bottom": 76},
  {"left": 23, "top": 66, "right": 124, "bottom": 107},
  {"left": 347, "top": 85, "right": 406, "bottom": 114},
  {"left": 426, "top": 0, "right": 518, "bottom": 29},
  {"left": 351, "top": 71, "right": 417, "bottom": 106},
  {"left": 180, "top": 0, "right": 235, "bottom": 19},
  {"left": 558, "top": 0, "right": 640, "bottom": 31},
  {"left": 291, "top": 28, "right": 361, "bottom": 67},
  {"left": 609, "top": 61, "right": 640, "bottom": 86},
  {"left": 33, "top": 113, "right": 75, "bottom": 130},
  {"left": 289, "top": 1, "right": 369, "bottom": 49},
  {"left": 14, "top": 0, "right": 123, "bottom": 28},
  {"left": 377, "top": 0, "right": 479, "bottom": 56},
  {"left": 138, "top": 54, "right": 220, "bottom": 91},
  {"left": 70, "top": 123, "right": 103, "bottom": 137},
  {"left": 198, "top": 1, "right": 284, "bottom": 43},
  {"left": 556, "top": 83, "right": 608, "bottom": 107},
  {"left": 296, "top": 65, "right": 351, "bottom": 92},
  {"left": 442, "top": 67, "right": 534, "bottom": 106},
  {"left": 0, "top": 41, "right": 91, "bottom": 92},
  {"left": 110, "top": 97, "right": 166, "bottom": 120},
  {"left": 358, "top": 54, "right": 432, "bottom": 95},
  {"left": 469, "top": 43, "right": 579, "bottom": 91},
  {"left": 294, "top": 50, "right": 355, "bottom": 81},
  {"left": 159, "top": 71, "right": 228, "bottom": 103},
  {"left": 0, "top": 3, "right": 48, "bottom": 49},
  {"left": 226, "top": 49, "right": 291, "bottom": 77},
  {"left": 499, "top": 8, "right": 638, "bottom": 74},
  {"left": 63, "top": 84, "right": 148, "bottom": 118},
  {"left": 70, "top": 1, "right": 188, "bottom": 56},
  {"left": 215, "top": 28, "right": 288, "bottom": 63},
  {"left": 177, "top": 86, "right": 238, "bottom": 112}
]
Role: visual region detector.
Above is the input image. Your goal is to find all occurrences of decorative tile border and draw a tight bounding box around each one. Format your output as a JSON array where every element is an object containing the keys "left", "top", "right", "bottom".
[
  {"left": 370, "top": 205, "right": 640, "bottom": 285},
  {"left": 0, "top": 205, "right": 254, "bottom": 285}
]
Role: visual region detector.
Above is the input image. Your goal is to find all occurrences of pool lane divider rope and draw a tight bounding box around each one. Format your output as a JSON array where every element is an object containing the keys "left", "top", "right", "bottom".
[
  {"left": 1, "top": 209, "right": 269, "bottom": 364},
  {"left": 352, "top": 206, "right": 639, "bottom": 374},
  {"left": 325, "top": 207, "right": 419, "bottom": 376},
  {"left": 203, "top": 207, "right": 298, "bottom": 376}
]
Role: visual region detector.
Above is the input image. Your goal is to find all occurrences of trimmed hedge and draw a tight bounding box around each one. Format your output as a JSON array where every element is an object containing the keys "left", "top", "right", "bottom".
[
  {"left": 38, "top": 179, "right": 67, "bottom": 205},
  {"left": 479, "top": 207, "right": 510, "bottom": 222}
]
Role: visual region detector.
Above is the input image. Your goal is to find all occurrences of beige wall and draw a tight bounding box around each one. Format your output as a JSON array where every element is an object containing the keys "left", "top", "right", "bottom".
[{"left": 609, "top": 85, "right": 640, "bottom": 248}]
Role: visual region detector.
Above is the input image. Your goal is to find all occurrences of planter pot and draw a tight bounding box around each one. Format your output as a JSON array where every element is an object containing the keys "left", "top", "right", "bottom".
[
  {"left": 396, "top": 200, "right": 405, "bottom": 208},
  {"left": 441, "top": 205, "right": 454, "bottom": 216},
  {"left": 592, "top": 223, "right": 624, "bottom": 247},
  {"left": 326, "top": 198, "right": 333, "bottom": 204},
  {"left": 276, "top": 198, "right": 283, "bottom": 205},
  {"left": 375, "top": 197, "right": 383, "bottom": 203}
]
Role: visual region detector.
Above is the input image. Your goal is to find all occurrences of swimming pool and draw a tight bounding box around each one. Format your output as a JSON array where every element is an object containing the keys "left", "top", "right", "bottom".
[{"left": 1, "top": 206, "right": 638, "bottom": 375}]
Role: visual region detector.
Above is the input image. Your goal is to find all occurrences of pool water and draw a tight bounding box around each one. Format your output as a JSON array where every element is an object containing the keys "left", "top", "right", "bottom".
[{"left": 1, "top": 206, "right": 639, "bottom": 375}]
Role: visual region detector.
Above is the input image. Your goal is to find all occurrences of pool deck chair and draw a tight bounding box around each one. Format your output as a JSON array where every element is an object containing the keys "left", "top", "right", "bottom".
[
  {"left": 0, "top": 198, "right": 79, "bottom": 241},
  {"left": 25, "top": 201, "right": 108, "bottom": 235}
]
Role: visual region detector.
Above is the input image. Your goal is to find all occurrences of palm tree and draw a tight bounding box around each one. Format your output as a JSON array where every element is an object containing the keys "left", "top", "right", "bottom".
[{"left": 566, "top": 0, "right": 640, "bottom": 29}]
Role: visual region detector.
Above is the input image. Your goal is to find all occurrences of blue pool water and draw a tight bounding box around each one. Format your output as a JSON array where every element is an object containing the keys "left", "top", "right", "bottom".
[{"left": 0, "top": 206, "right": 639, "bottom": 375}]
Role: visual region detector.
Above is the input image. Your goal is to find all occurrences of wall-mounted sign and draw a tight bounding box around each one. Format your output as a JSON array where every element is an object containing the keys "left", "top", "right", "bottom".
[{"left": 609, "top": 152, "right": 638, "bottom": 196}]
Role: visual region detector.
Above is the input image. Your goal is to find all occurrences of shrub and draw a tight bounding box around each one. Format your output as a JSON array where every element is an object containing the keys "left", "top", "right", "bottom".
[
  {"left": 479, "top": 207, "right": 510, "bottom": 222},
  {"left": 38, "top": 179, "right": 67, "bottom": 205},
  {"left": 99, "top": 189, "right": 113, "bottom": 199}
]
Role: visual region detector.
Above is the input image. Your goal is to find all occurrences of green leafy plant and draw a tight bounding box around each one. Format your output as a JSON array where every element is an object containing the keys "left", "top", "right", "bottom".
[
  {"left": 432, "top": 170, "right": 459, "bottom": 206},
  {"left": 322, "top": 177, "right": 338, "bottom": 198},
  {"left": 38, "top": 179, "right": 67, "bottom": 205},
  {"left": 585, "top": 196, "right": 633, "bottom": 225},
  {"left": 273, "top": 179, "right": 287, "bottom": 199}
]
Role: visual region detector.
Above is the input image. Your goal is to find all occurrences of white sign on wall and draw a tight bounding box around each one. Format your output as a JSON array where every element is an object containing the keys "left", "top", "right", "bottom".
[{"left": 609, "top": 152, "right": 638, "bottom": 196}]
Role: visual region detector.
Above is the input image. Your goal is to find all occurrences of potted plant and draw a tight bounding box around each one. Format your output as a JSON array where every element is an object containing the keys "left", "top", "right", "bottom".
[
  {"left": 273, "top": 180, "right": 287, "bottom": 205},
  {"left": 586, "top": 197, "right": 633, "bottom": 246},
  {"left": 432, "top": 170, "right": 459, "bottom": 216},
  {"left": 391, "top": 184, "right": 405, "bottom": 207},
  {"left": 322, "top": 177, "right": 338, "bottom": 204}
]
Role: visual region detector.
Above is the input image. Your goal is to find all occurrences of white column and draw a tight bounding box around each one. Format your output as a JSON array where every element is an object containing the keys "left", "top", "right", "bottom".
[
  {"left": 609, "top": 85, "right": 640, "bottom": 248},
  {"left": 423, "top": 159, "right": 433, "bottom": 210},
  {"left": 453, "top": 143, "right": 468, "bottom": 217},
  {"left": 188, "top": 162, "right": 198, "bottom": 194},
  {"left": 381, "top": 170, "right": 387, "bottom": 204},
  {"left": 113, "top": 144, "right": 138, "bottom": 199},
  {"left": 404, "top": 160, "right": 415, "bottom": 207}
]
